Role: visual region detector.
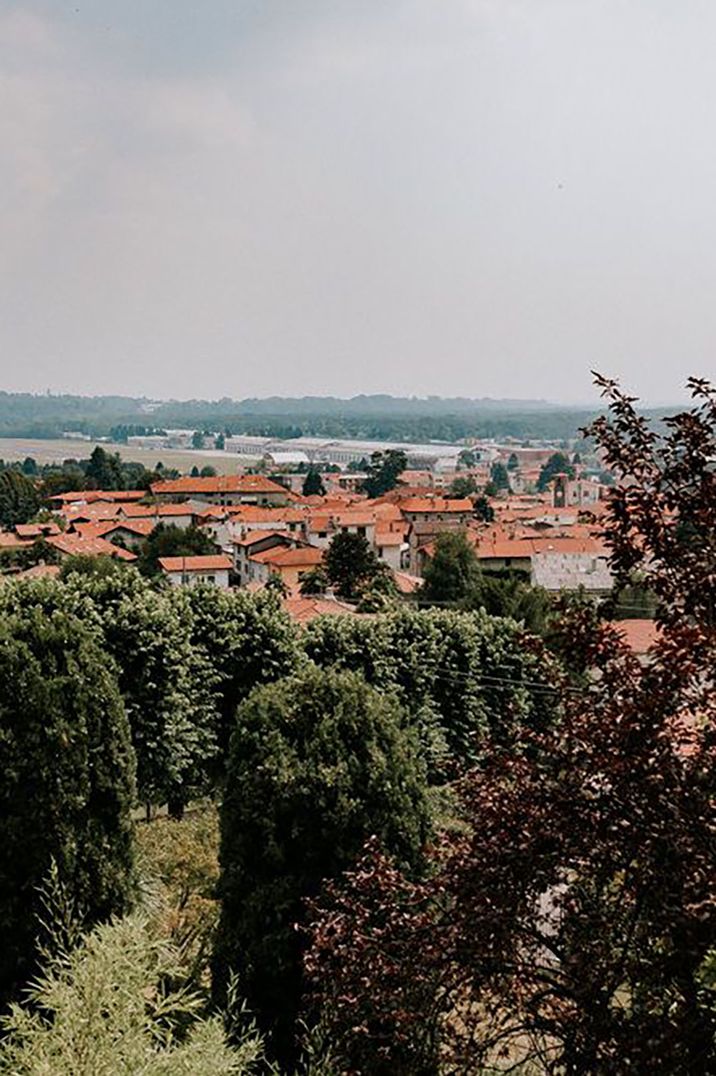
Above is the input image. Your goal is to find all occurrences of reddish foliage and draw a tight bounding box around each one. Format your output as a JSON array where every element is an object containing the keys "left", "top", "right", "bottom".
[{"left": 304, "top": 379, "right": 716, "bottom": 1075}]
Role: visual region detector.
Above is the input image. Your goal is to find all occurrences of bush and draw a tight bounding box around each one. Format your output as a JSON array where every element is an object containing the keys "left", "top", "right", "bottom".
[{"left": 0, "top": 914, "right": 266, "bottom": 1075}]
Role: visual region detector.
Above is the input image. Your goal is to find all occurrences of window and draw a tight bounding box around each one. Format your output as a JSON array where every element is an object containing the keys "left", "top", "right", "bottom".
[{"left": 357, "top": 526, "right": 366, "bottom": 537}]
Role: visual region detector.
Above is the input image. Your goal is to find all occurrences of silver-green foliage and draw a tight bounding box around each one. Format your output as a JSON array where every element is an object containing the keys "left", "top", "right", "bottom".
[{"left": 0, "top": 914, "right": 265, "bottom": 1076}]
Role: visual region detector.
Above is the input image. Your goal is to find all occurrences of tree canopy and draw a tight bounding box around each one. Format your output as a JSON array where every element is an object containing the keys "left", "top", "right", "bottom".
[
  {"left": 213, "top": 666, "right": 430, "bottom": 1065},
  {"left": 0, "top": 470, "right": 40, "bottom": 526},
  {"left": 362, "top": 449, "right": 407, "bottom": 498},
  {"left": 0, "top": 605, "right": 135, "bottom": 1009}
]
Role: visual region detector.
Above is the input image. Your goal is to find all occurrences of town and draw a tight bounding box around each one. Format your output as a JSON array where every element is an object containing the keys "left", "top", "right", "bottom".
[{"left": 0, "top": 433, "right": 652, "bottom": 649}]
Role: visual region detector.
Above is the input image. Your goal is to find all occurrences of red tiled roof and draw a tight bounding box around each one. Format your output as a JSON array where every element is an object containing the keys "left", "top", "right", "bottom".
[
  {"left": 151, "top": 475, "right": 287, "bottom": 496},
  {"left": 50, "top": 489, "right": 145, "bottom": 504},
  {"left": 614, "top": 619, "right": 660, "bottom": 655},
  {"left": 14, "top": 523, "right": 61, "bottom": 538},
  {"left": 375, "top": 526, "right": 406, "bottom": 547},
  {"left": 230, "top": 506, "right": 306, "bottom": 523},
  {"left": 62, "top": 504, "right": 122, "bottom": 522},
  {"left": 73, "top": 519, "right": 155, "bottom": 539},
  {"left": 393, "top": 570, "right": 423, "bottom": 594},
  {"left": 400, "top": 497, "right": 473, "bottom": 513},
  {"left": 121, "top": 503, "right": 195, "bottom": 518},
  {"left": 158, "top": 555, "right": 232, "bottom": 572},
  {"left": 282, "top": 595, "right": 360, "bottom": 624},
  {"left": 18, "top": 563, "right": 61, "bottom": 580},
  {"left": 0, "top": 532, "right": 30, "bottom": 550},
  {"left": 47, "top": 534, "right": 137, "bottom": 561},
  {"left": 250, "top": 546, "right": 323, "bottom": 568},
  {"left": 236, "top": 529, "right": 294, "bottom": 547}
]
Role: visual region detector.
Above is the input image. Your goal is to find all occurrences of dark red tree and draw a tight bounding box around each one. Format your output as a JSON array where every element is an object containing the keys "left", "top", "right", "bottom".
[{"left": 304, "top": 377, "right": 716, "bottom": 1075}]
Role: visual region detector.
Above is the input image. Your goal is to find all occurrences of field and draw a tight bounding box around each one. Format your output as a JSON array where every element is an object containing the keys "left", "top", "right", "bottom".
[{"left": 0, "top": 438, "right": 251, "bottom": 476}]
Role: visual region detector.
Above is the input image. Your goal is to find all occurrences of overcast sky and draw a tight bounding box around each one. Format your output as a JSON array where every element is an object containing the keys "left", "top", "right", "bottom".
[{"left": 2, "top": 1, "right": 715, "bottom": 404}]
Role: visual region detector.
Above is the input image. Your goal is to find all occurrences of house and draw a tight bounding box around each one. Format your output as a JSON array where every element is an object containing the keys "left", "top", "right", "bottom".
[
  {"left": 531, "top": 551, "right": 613, "bottom": 595},
  {"left": 247, "top": 545, "right": 324, "bottom": 591},
  {"left": 150, "top": 475, "right": 290, "bottom": 507},
  {"left": 46, "top": 534, "right": 137, "bottom": 562},
  {"left": 71, "top": 519, "right": 156, "bottom": 549},
  {"left": 374, "top": 523, "right": 408, "bottom": 570},
  {"left": 233, "top": 530, "right": 302, "bottom": 585},
  {"left": 158, "top": 554, "right": 232, "bottom": 588},
  {"left": 400, "top": 497, "right": 474, "bottom": 572},
  {"left": 119, "top": 502, "right": 199, "bottom": 530}
]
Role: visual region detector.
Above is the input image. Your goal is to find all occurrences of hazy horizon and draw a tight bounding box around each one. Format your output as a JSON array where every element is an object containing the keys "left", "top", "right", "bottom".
[{"left": 3, "top": 2, "right": 716, "bottom": 405}]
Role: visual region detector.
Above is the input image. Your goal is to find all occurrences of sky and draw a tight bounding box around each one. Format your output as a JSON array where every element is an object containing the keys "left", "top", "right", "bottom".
[{"left": 2, "top": 1, "right": 716, "bottom": 405}]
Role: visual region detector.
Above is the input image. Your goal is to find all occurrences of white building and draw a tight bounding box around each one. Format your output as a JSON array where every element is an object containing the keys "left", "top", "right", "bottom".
[{"left": 158, "top": 554, "right": 232, "bottom": 588}]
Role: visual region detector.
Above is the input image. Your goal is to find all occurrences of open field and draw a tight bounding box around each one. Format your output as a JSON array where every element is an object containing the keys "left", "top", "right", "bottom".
[{"left": 0, "top": 438, "right": 253, "bottom": 476}]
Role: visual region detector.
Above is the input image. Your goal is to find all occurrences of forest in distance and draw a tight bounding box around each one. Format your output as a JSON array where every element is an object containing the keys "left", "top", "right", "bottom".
[{"left": 0, "top": 389, "right": 671, "bottom": 444}]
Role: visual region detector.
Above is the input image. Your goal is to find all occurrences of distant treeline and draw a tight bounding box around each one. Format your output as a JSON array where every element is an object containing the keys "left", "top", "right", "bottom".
[{"left": 0, "top": 390, "right": 667, "bottom": 444}]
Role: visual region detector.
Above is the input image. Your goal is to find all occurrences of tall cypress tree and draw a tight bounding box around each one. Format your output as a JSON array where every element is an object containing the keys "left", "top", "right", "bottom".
[
  {"left": 213, "top": 666, "right": 430, "bottom": 1064},
  {"left": 0, "top": 606, "right": 135, "bottom": 1009}
]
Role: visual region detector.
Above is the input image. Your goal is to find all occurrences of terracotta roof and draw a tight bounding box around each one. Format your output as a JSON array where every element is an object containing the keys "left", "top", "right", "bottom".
[
  {"left": 393, "top": 570, "right": 423, "bottom": 594},
  {"left": 400, "top": 497, "right": 473, "bottom": 513},
  {"left": 121, "top": 503, "right": 195, "bottom": 518},
  {"left": 235, "top": 530, "right": 294, "bottom": 547},
  {"left": 332, "top": 511, "right": 376, "bottom": 527},
  {"left": 375, "top": 526, "right": 407, "bottom": 547},
  {"left": 73, "top": 519, "right": 155, "bottom": 539},
  {"left": 158, "top": 555, "right": 233, "bottom": 572},
  {"left": 50, "top": 489, "right": 145, "bottom": 504},
  {"left": 14, "top": 523, "right": 61, "bottom": 538},
  {"left": 230, "top": 506, "right": 306, "bottom": 523},
  {"left": 249, "top": 546, "right": 323, "bottom": 568},
  {"left": 0, "top": 532, "right": 31, "bottom": 550},
  {"left": 62, "top": 504, "right": 122, "bottom": 522},
  {"left": 18, "top": 563, "right": 61, "bottom": 580},
  {"left": 47, "top": 534, "right": 137, "bottom": 561},
  {"left": 282, "top": 595, "right": 359, "bottom": 624},
  {"left": 614, "top": 619, "right": 660, "bottom": 655},
  {"left": 151, "top": 475, "right": 287, "bottom": 496}
]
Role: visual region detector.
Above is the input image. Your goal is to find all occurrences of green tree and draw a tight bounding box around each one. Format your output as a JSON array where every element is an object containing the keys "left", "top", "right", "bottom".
[
  {"left": 356, "top": 562, "right": 401, "bottom": 612},
  {"left": 186, "top": 586, "right": 301, "bottom": 759},
  {"left": 137, "top": 524, "right": 217, "bottom": 577},
  {"left": 458, "top": 448, "right": 476, "bottom": 469},
  {"left": 0, "top": 470, "right": 40, "bottom": 525},
  {"left": 324, "top": 531, "right": 381, "bottom": 601},
  {"left": 362, "top": 450, "right": 407, "bottom": 498},
  {"left": 489, "top": 461, "right": 510, "bottom": 491},
  {"left": 537, "top": 451, "right": 575, "bottom": 491},
  {"left": 0, "top": 913, "right": 265, "bottom": 1075},
  {"left": 299, "top": 565, "right": 329, "bottom": 596},
  {"left": 215, "top": 432, "right": 225, "bottom": 450},
  {"left": 507, "top": 452, "right": 519, "bottom": 470},
  {"left": 449, "top": 475, "right": 477, "bottom": 498},
  {"left": 0, "top": 605, "right": 135, "bottom": 1008},
  {"left": 421, "top": 530, "right": 481, "bottom": 605},
  {"left": 200, "top": 465, "right": 217, "bottom": 477},
  {"left": 473, "top": 494, "right": 494, "bottom": 522},
  {"left": 303, "top": 606, "right": 560, "bottom": 775},
  {"left": 302, "top": 469, "right": 326, "bottom": 497},
  {"left": 21, "top": 456, "right": 38, "bottom": 476},
  {"left": 191, "top": 431, "right": 205, "bottom": 450},
  {"left": 213, "top": 666, "right": 430, "bottom": 1063},
  {"left": 85, "top": 446, "right": 123, "bottom": 490}
]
